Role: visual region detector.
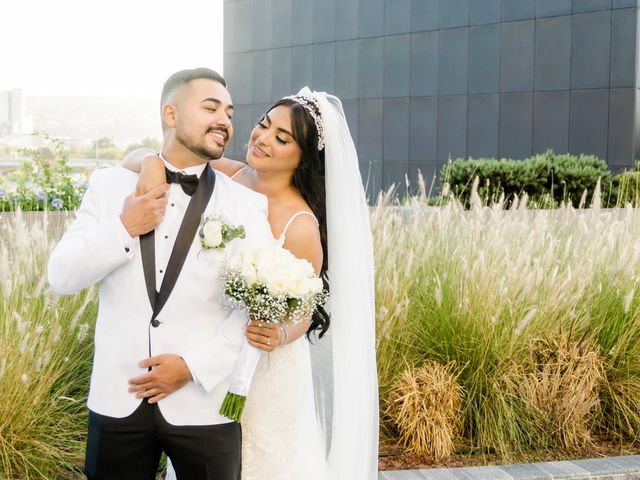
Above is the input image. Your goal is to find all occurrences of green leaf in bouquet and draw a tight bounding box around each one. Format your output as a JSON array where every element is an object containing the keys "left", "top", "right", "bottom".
[{"left": 287, "top": 297, "right": 301, "bottom": 312}]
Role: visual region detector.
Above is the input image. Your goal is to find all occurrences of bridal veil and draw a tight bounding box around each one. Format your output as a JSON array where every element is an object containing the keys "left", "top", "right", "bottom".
[{"left": 300, "top": 87, "right": 379, "bottom": 480}]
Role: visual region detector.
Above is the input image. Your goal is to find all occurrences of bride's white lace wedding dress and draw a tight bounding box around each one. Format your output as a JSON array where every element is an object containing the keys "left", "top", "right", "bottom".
[
  {"left": 240, "top": 211, "right": 328, "bottom": 480},
  {"left": 241, "top": 333, "right": 328, "bottom": 479}
]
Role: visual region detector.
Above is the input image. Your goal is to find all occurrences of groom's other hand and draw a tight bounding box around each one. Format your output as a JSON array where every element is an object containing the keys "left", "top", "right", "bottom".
[
  {"left": 128, "top": 354, "right": 192, "bottom": 403},
  {"left": 120, "top": 184, "right": 169, "bottom": 238}
]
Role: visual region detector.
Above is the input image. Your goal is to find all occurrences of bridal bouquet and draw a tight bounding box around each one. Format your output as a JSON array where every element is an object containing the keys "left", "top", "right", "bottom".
[{"left": 219, "top": 241, "right": 327, "bottom": 421}]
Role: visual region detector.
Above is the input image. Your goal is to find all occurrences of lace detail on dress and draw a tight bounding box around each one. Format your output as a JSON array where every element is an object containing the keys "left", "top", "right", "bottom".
[{"left": 242, "top": 339, "right": 328, "bottom": 480}]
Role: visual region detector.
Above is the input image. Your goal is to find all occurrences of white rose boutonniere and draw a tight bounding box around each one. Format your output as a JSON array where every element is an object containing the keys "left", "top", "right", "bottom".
[
  {"left": 202, "top": 220, "right": 223, "bottom": 247},
  {"left": 199, "top": 214, "right": 246, "bottom": 250}
]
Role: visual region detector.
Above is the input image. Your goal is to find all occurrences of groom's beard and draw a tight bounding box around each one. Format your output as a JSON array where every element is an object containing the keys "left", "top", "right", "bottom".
[{"left": 176, "top": 125, "right": 226, "bottom": 161}]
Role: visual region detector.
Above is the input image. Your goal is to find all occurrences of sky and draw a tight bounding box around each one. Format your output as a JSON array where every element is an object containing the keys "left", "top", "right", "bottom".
[{"left": 0, "top": 0, "right": 224, "bottom": 98}]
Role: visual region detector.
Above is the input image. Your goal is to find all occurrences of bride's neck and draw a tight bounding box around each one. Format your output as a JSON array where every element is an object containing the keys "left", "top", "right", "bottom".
[{"left": 247, "top": 169, "right": 296, "bottom": 201}]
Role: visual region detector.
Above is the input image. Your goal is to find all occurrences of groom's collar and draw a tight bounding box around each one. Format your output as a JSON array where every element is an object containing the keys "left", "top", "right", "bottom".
[{"left": 159, "top": 153, "right": 208, "bottom": 177}]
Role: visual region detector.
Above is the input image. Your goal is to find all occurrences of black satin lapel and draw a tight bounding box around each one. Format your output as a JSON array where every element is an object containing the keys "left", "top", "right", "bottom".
[
  {"left": 139, "top": 230, "right": 157, "bottom": 309},
  {"left": 154, "top": 165, "right": 216, "bottom": 315}
]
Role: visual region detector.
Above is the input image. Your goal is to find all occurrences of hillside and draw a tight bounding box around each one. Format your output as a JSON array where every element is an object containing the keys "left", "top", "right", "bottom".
[{"left": 28, "top": 96, "right": 161, "bottom": 147}]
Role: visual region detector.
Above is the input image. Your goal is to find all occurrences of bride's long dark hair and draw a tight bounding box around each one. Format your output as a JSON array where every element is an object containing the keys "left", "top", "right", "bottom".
[{"left": 266, "top": 97, "right": 330, "bottom": 339}]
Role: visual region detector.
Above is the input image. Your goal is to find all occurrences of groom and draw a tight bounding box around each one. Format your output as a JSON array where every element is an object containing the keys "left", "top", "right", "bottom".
[{"left": 48, "top": 68, "right": 272, "bottom": 479}]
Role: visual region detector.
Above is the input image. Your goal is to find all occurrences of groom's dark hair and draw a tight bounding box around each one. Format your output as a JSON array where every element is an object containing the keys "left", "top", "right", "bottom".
[
  {"left": 160, "top": 68, "right": 227, "bottom": 132},
  {"left": 161, "top": 67, "right": 227, "bottom": 106}
]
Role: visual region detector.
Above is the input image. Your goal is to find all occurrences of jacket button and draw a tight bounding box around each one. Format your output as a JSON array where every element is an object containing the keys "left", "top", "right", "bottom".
[{"left": 151, "top": 319, "right": 160, "bottom": 328}]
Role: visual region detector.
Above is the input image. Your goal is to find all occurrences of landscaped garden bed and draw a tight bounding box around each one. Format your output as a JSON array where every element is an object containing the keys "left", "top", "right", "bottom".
[{"left": 1, "top": 143, "right": 639, "bottom": 478}]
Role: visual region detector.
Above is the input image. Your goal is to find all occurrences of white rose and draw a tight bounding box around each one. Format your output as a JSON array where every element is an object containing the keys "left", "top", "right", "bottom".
[
  {"left": 258, "top": 266, "right": 280, "bottom": 287},
  {"left": 267, "top": 276, "right": 288, "bottom": 296},
  {"left": 295, "top": 258, "right": 316, "bottom": 277},
  {"left": 240, "top": 260, "right": 258, "bottom": 285},
  {"left": 254, "top": 246, "right": 279, "bottom": 274},
  {"left": 202, "top": 220, "right": 223, "bottom": 248},
  {"left": 287, "top": 278, "right": 307, "bottom": 297},
  {"left": 303, "top": 276, "right": 324, "bottom": 295}
]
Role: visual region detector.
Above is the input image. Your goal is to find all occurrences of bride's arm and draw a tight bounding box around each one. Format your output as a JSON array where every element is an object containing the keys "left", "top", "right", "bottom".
[
  {"left": 121, "top": 147, "right": 156, "bottom": 173},
  {"left": 122, "top": 148, "right": 167, "bottom": 196},
  {"left": 123, "top": 148, "right": 249, "bottom": 194},
  {"left": 213, "top": 157, "right": 248, "bottom": 177},
  {"left": 245, "top": 215, "right": 323, "bottom": 351}
]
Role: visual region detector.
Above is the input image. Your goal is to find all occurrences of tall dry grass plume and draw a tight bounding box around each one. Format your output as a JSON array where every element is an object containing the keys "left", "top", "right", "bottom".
[
  {"left": 506, "top": 335, "right": 603, "bottom": 449},
  {"left": 387, "top": 361, "right": 463, "bottom": 459}
]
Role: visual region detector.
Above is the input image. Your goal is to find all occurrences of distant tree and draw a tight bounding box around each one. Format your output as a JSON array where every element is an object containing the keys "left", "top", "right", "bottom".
[
  {"left": 92, "top": 137, "right": 116, "bottom": 150},
  {"left": 124, "top": 137, "right": 162, "bottom": 155},
  {"left": 90, "top": 137, "right": 123, "bottom": 160}
]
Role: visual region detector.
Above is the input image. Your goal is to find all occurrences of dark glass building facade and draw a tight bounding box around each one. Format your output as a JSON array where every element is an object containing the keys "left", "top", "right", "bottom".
[{"left": 223, "top": 0, "right": 639, "bottom": 194}]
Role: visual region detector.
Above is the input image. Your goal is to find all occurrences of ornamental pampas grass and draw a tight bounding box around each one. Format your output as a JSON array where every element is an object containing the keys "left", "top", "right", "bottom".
[
  {"left": 375, "top": 175, "right": 640, "bottom": 456},
  {"left": 507, "top": 335, "right": 604, "bottom": 449},
  {"left": 387, "top": 362, "right": 463, "bottom": 459},
  {"left": 0, "top": 210, "right": 96, "bottom": 479}
]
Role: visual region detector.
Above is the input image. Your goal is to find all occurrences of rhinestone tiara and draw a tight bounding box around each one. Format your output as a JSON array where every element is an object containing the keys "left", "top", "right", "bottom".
[{"left": 282, "top": 94, "right": 325, "bottom": 151}]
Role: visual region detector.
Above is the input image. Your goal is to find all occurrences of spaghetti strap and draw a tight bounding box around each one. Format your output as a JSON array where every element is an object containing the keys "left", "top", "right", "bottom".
[
  {"left": 230, "top": 166, "right": 246, "bottom": 180},
  {"left": 278, "top": 211, "right": 318, "bottom": 244}
]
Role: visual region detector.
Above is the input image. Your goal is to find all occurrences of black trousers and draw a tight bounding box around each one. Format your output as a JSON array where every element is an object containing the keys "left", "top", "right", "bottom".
[{"left": 85, "top": 400, "right": 241, "bottom": 480}]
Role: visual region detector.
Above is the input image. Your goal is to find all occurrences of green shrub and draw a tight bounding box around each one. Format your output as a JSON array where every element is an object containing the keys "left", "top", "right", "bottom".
[{"left": 440, "top": 150, "right": 614, "bottom": 208}]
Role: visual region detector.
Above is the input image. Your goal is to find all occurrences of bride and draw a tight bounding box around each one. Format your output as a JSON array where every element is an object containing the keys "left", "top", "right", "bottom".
[{"left": 123, "top": 87, "right": 378, "bottom": 480}]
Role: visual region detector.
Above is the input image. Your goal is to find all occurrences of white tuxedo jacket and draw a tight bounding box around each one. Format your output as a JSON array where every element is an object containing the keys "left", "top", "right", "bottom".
[{"left": 48, "top": 166, "right": 272, "bottom": 425}]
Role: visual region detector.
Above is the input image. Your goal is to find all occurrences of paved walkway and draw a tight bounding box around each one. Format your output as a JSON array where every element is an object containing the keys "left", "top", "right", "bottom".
[{"left": 379, "top": 455, "right": 640, "bottom": 479}]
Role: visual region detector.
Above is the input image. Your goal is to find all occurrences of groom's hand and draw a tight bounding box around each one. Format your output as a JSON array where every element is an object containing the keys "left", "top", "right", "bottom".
[
  {"left": 120, "top": 184, "right": 169, "bottom": 238},
  {"left": 128, "top": 354, "right": 192, "bottom": 403}
]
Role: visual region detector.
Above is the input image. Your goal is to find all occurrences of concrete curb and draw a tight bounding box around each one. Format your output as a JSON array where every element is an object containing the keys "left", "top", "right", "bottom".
[{"left": 379, "top": 455, "right": 640, "bottom": 480}]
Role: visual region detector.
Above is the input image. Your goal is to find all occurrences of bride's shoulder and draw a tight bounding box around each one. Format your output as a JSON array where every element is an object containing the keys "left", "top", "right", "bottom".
[
  {"left": 210, "top": 157, "right": 246, "bottom": 177},
  {"left": 214, "top": 168, "right": 263, "bottom": 201},
  {"left": 280, "top": 209, "right": 323, "bottom": 273},
  {"left": 278, "top": 204, "right": 320, "bottom": 244},
  {"left": 283, "top": 211, "right": 320, "bottom": 239}
]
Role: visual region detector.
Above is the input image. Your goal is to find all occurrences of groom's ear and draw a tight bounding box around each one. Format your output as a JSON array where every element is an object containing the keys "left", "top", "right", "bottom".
[{"left": 162, "top": 103, "right": 178, "bottom": 130}]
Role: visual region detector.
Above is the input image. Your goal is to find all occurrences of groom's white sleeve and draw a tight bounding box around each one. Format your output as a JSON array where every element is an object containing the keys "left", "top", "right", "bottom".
[
  {"left": 48, "top": 169, "right": 135, "bottom": 294},
  {"left": 180, "top": 194, "right": 273, "bottom": 394}
]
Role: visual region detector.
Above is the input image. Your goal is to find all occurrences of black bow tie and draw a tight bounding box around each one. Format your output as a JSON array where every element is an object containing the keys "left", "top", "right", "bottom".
[{"left": 165, "top": 168, "right": 199, "bottom": 196}]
